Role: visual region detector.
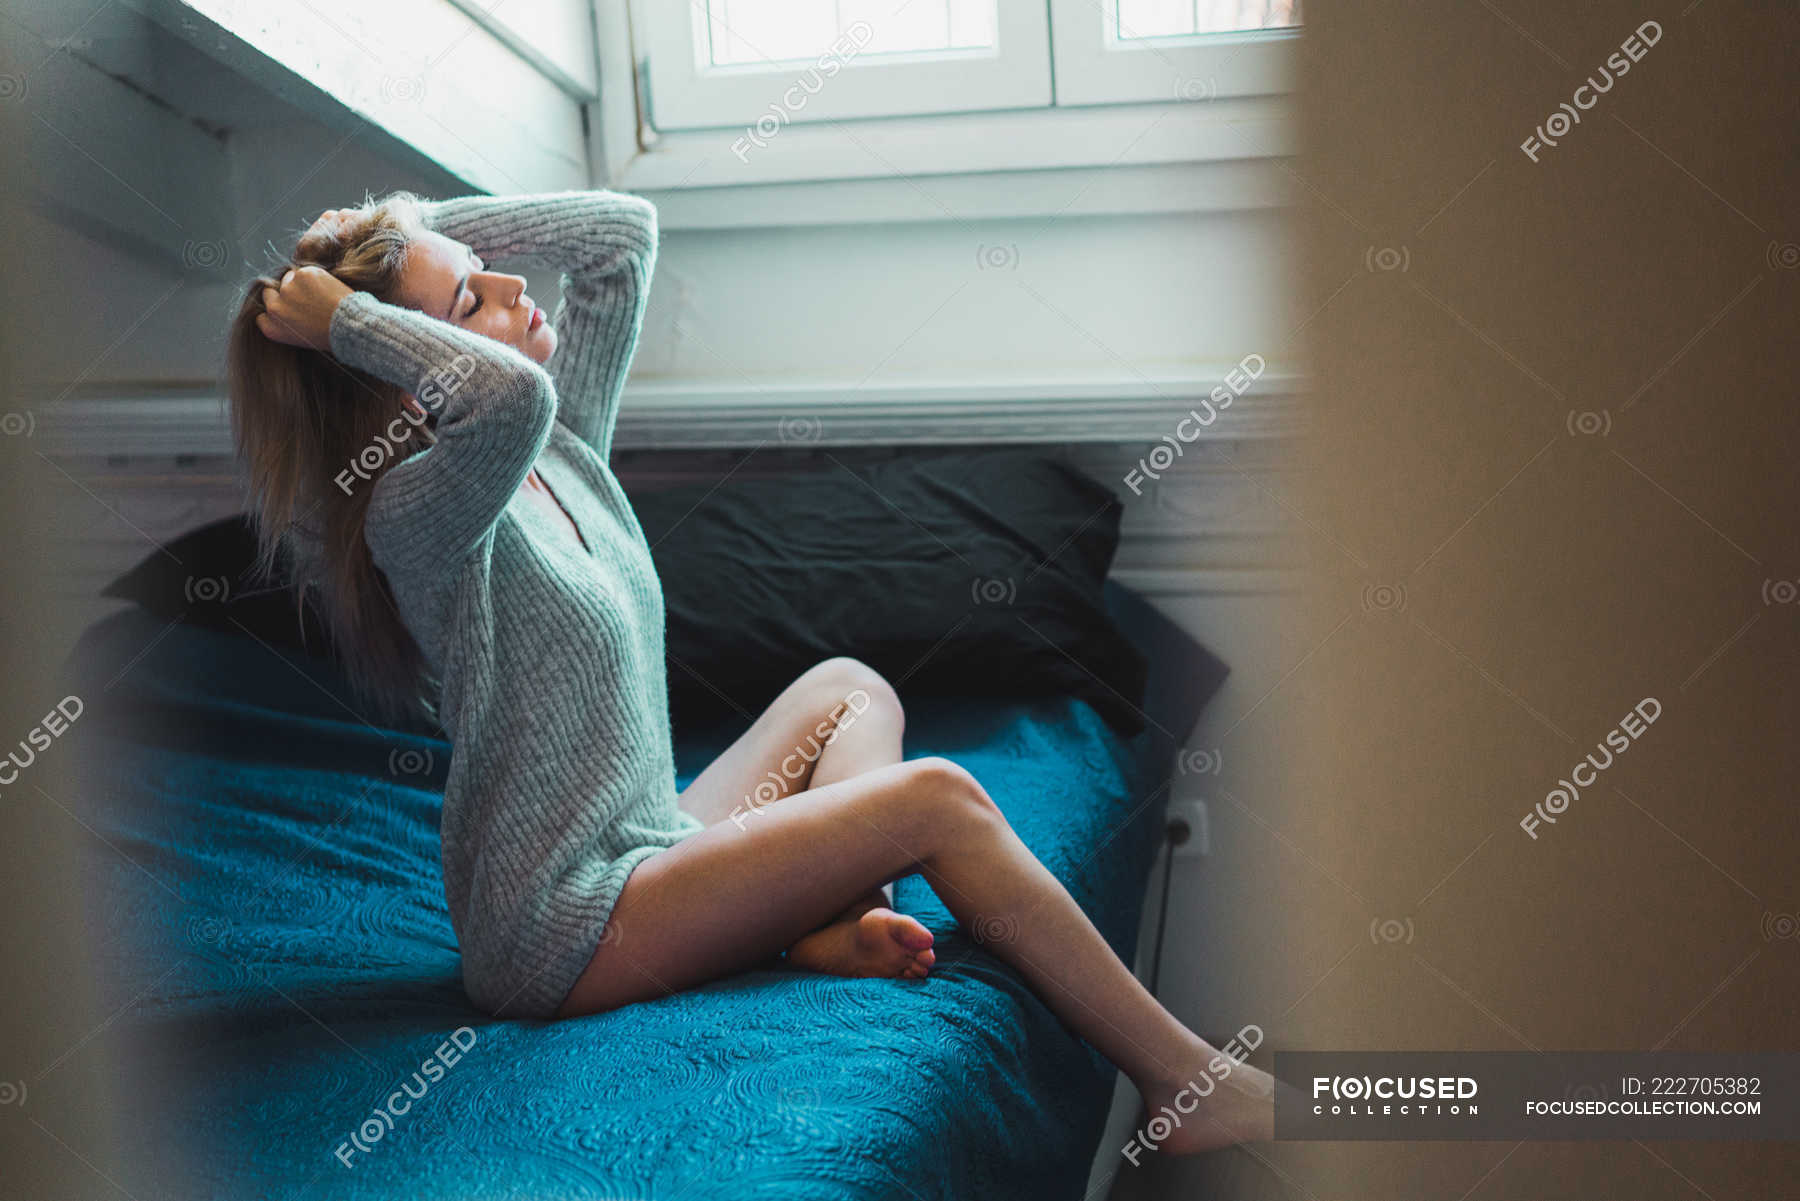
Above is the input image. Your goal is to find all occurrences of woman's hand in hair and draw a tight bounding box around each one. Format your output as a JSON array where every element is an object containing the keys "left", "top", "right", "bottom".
[{"left": 257, "top": 266, "right": 354, "bottom": 352}]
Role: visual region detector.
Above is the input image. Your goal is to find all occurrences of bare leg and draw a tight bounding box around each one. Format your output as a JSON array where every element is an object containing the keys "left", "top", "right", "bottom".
[
  {"left": 675, "top": 658, "right": 925, "bottom": 973},
  {"left": 558, "top": 756, "right": 1273, "bottom": 1150}
]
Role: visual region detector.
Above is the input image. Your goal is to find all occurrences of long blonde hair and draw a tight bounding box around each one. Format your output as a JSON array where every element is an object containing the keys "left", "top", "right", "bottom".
[{"left": 226, "top": 190, "right": 440, "bottom": 728}]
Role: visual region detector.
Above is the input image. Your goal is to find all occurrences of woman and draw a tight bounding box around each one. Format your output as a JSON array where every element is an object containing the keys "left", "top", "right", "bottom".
[{"left": 231, "top": 189, "right": 1274, "bottom": 1153}]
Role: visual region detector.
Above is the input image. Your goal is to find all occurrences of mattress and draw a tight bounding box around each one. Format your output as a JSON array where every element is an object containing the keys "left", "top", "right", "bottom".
[{"left": 60, "top": 586, "right": 1219, "bottom": 1200}]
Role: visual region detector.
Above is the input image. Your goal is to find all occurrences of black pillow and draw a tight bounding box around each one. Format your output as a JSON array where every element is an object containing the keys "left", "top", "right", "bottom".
[
  {"left": 634, "top": 449, "right": 1148, "bottom": 734},
  {"left": 100, "top": 514, "right": 335, "bottom": 654},
  {"left": 102, "top": 449, "right": 1150, "bottom": 734}
]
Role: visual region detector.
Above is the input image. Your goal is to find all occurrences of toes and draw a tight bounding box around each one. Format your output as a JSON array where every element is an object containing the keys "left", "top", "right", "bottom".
[
  {"left": 887, "top": 915, "right": 935, "bottom": 953},
  {"left": 915, "top": 947, "right": 935, "bottom": 970}
]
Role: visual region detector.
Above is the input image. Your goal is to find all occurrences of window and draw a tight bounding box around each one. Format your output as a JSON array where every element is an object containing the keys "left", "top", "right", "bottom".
[
  {"left": 643, "top": 0, "right": 1051, "bottom": 129},
  {"left": 640, "top": 0, "right": 1298, "bottom": 131},
  {"left": 1051, "top": 0, "right": 1301, "bottom": 106}
]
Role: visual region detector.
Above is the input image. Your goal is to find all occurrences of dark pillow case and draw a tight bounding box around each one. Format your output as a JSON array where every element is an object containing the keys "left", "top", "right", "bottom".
[
  {"left": 102, "top": 449, "right": 1150, "bottom": 735},
  {"left": 99, "top": 514, "right": 337, "bottom": 654},
  {"left": 633, "top": 450, "right": 1148, "bottom": 734}
]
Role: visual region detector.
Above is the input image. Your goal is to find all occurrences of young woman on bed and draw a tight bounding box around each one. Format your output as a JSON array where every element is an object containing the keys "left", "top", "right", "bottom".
[{"left": 230, "top": 189, "right": 1275, "bottom": 1152}]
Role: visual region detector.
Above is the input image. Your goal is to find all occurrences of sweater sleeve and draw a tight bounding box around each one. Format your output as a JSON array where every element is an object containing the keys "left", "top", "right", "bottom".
[
  {"left": 415, "top": 190, "right": 658, "bottom": 463},
  {"left": 328, "top": 288, "right": 557, "bottom": 577}
]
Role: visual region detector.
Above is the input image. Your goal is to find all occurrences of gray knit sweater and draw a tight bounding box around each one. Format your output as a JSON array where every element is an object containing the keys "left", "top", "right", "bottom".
[{"left": 325, "top": 190, "right": 704, "bottom": 1019}]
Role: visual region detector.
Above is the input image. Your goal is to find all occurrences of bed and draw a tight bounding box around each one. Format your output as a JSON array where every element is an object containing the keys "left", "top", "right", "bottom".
[{"left": 62, "top": 454, "right": 1226, "bottom": 1200}]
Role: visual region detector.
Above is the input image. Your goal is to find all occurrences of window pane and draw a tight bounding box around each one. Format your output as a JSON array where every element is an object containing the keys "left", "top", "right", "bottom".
[
  {"left": 1116, "top": 0, "right": 1300, "bottom": 41},
  {"left": 706, "top": 0, "right": 997, "bottom": 66}
]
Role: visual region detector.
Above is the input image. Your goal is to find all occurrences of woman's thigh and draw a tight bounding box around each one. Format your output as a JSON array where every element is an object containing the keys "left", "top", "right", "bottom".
[
  {"left": 557, "top": 755, "right": 986, "bottom": 1019},
  {"left": 676, "top": 656, "right": 898, "bottom": 828}
]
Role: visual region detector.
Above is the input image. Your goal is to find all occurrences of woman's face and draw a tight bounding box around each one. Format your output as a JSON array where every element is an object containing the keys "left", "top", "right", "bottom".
[{"left": 393, "top": 230, "right": 557, "bottom": 365}]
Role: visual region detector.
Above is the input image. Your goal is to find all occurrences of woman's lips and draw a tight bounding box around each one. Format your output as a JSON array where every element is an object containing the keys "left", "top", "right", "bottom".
[{"left": 528, "top": 305, "right": 545, "bottom": 331}]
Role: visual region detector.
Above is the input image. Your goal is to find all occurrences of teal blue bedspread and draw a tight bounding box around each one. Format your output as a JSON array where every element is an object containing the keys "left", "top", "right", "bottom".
[{"left": 61, "top": 608, "right": 1167, "bottom": 1200}]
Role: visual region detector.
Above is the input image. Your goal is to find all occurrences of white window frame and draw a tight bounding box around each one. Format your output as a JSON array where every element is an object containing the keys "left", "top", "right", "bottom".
[
  {"left": 593, "top": 0, "right": 1298, "bottom": 215},
  {"left": 641, "top": 0, "right": 1052, "bottom": 130},
  {"left": 1048, "top": 3, "right": 1301, "bottom": 107}
]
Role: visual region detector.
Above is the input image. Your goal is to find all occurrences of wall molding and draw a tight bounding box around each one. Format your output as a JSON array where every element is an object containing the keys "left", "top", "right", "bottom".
[{"left": 37, "top": 370, "right": 1306, "bottom": 456}]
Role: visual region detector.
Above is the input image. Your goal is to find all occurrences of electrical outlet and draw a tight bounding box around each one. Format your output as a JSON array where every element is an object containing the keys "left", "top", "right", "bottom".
[{"left": 1167, "top": 798, "right": 1211, "bottom": 858}]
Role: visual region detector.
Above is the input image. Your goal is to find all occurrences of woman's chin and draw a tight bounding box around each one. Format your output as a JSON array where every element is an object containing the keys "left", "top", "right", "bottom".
[{"left": 527, "top": 326, "right": 557, "bottom": 363}]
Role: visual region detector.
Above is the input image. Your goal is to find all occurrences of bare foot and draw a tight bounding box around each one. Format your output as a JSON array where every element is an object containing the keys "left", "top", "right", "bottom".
[
  {"left": 1137, "top": 1057, "right": 1279, "bottom": 1154},
  {"left": 786, "top": 907, "right": 936, "bottom": 980}
]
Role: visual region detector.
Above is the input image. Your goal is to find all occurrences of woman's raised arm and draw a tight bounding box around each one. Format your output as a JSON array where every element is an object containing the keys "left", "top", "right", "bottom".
[
  {"left": 417, "top": 191, "right": 657, "bottom": 463},
  {"left": 328, "top": 288, "right": 557, "bottom": 577}
]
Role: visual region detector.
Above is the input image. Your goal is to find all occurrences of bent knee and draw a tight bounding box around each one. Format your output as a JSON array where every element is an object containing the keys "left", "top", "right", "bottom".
[
  {"left": 905, "top": 756, "right": 1000, "bottom": 821},
  {"left": 801, "top": 656, "right": 902, "bottom": 724}
]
